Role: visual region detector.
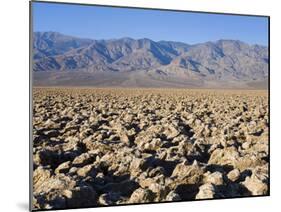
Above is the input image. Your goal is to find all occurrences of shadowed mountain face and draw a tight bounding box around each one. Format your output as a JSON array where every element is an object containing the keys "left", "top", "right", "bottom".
[{"left": 33, "top": 32, "right": 268, "bottom": 88}]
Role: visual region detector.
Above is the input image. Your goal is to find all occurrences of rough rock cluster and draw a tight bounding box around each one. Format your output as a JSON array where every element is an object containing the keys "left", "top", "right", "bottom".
[{"left": 32, "top": 88, "right": 269, "bottom": 210}]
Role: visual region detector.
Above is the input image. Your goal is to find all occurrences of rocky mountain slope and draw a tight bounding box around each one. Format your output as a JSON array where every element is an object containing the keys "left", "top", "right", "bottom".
[{"left": 33, "top": 32, "right": 268, "bottom": 88}]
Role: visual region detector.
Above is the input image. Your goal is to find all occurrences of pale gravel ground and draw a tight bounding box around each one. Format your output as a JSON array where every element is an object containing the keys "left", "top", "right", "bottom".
[{"left": 32, "top": 88, "right": 269, "bottom": 210}]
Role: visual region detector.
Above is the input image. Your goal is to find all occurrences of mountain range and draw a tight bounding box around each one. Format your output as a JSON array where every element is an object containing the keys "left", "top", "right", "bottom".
[{"left": 33, "top": 31, "right": 269, "bottom": 88}]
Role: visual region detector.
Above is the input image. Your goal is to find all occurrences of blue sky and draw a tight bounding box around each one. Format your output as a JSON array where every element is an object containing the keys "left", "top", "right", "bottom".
[{"left": 32, "top": 2, "right": 268, "bottom": 45}]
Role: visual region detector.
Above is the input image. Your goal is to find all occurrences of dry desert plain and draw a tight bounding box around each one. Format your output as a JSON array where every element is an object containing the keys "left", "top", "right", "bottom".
[{"left": 32, "top": 88, "right": 269, "bottom": 210}]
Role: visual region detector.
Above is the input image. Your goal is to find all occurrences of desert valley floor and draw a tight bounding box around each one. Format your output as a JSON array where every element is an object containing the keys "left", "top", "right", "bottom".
[{"left": 32, "top": 88, "right": 269, "bottom": 210}]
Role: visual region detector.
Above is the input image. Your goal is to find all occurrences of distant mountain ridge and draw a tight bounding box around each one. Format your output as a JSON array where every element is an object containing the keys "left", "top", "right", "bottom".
[{"left": 33, "top": 32, "right": 268, "bottom": 88}]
